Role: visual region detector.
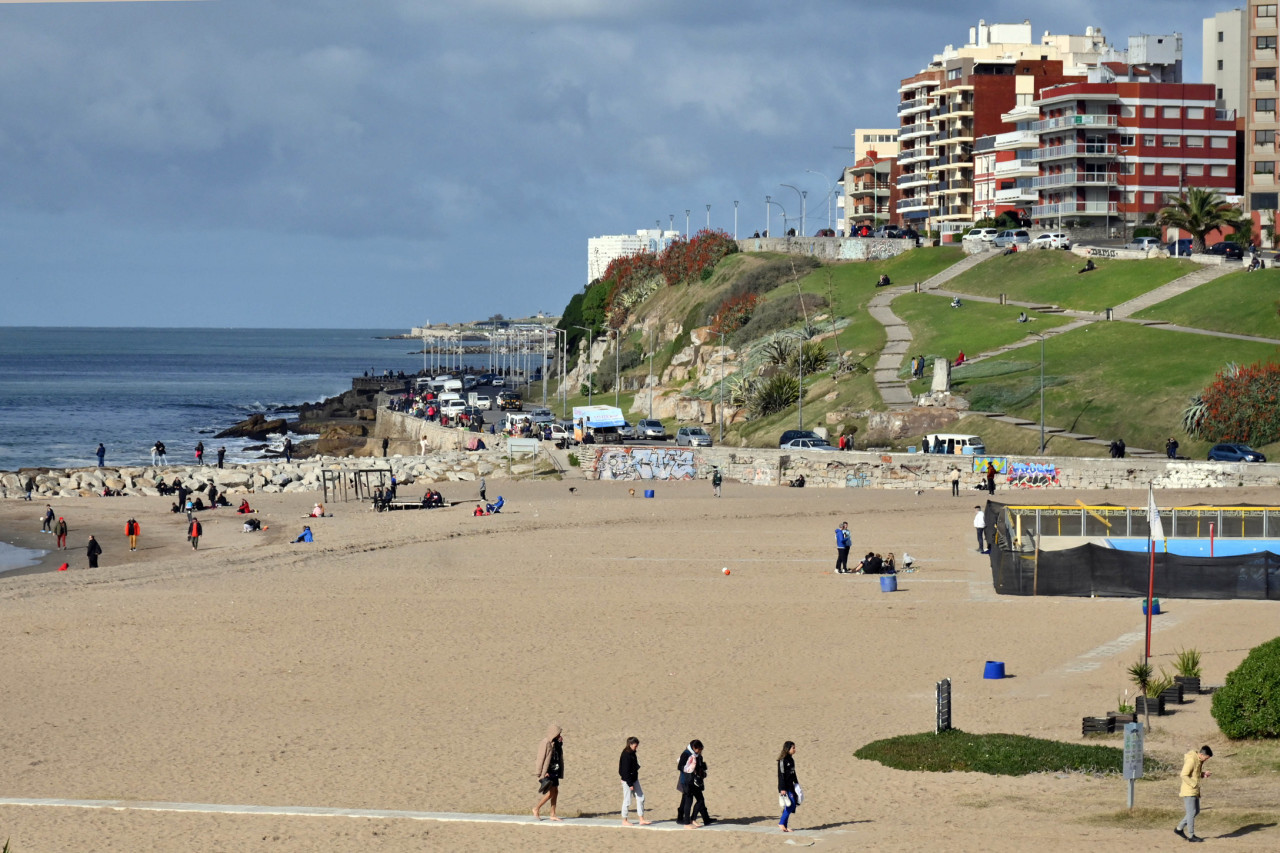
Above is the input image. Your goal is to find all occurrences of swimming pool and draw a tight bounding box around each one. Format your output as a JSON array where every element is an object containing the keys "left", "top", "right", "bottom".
[{"left": 1104, "top": 538, "right": 1280, "bottom": 557}]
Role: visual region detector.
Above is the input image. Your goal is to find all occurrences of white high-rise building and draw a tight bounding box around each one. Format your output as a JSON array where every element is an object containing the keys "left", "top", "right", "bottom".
[
  {"left": 1204, "top": 8, "right": 1248, "bottom": 114},
  {"left": 586, "top": 229, "right": 680, "bottom": 284}
]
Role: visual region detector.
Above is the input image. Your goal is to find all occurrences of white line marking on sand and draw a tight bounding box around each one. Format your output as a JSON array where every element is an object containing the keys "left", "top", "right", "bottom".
[
  {"left": 1061, "top": 616, "right": 1181, "bottom": 673},
  {"left": 0, "top": 798, "right": 823, "bottom": 835}
]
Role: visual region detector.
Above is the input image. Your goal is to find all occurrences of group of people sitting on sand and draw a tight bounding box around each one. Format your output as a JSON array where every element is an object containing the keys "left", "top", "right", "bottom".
[
  {"left": 420, "top": 489, "right": 445, "bottom": 508},
  {"left": 854, "top": 552, "right": 897, "bottom": 574}
]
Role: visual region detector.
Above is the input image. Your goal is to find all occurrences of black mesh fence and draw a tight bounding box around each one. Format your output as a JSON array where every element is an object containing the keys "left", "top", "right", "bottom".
[{"left": 982, "top": 501, "right": 1280, "bottom": 599}]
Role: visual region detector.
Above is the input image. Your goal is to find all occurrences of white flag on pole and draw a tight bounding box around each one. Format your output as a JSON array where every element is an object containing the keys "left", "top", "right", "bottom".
[{"left": 1147, "top": 484, "right": 1165, "bottom": 543}]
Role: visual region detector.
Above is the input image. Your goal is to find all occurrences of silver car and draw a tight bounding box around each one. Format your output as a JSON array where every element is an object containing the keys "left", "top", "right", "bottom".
[
  {"left": 780, "top": 437, "right": 840, "bottom": 452},
  {"left": 993, "top": 229, "right": 1030, "bottom": 248},
  {"left": 675, "top": 426, "right": 712, "bottom": 447},
  {"left": 637, "top": 419, "right": 667, "bottom": 440}
]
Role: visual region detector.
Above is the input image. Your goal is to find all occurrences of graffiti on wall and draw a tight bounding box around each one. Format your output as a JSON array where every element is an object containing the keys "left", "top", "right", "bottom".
[
  {"left": 845, "top": 471, "right": 872, "bottom": 488},
  {"left": 972, "top": 456, "right": 1009, "bottom": 473},
  {"left": 595, "top": 447, "right": 697, "bottom": 481},
  {"left": 1006, "top": 461, "right": 1060, "bottom": 488}
]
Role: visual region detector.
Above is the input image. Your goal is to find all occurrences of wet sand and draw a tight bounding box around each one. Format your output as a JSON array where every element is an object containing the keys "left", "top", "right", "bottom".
[{"left": 2, "top": 481, "right": 1279, "bottom": 851}]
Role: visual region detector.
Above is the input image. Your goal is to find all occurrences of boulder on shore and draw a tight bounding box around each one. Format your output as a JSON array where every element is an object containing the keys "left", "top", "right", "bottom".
[{"left": 216, "top": 413, "right": 288, "bottom": 440}]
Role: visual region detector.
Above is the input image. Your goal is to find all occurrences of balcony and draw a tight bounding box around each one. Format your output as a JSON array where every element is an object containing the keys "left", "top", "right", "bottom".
[
  {"left": 994, "top": 130, "right": 1039, "bottom": 150},
  {"left": 1029, "top": 143, "right": 1118, "bottom": 161},
  {"left": 851, "top": 203, "right": 892, "bottom": 215},
  {"left": 897, "top": 173, "right": 936, "bottom": 190},
  {"left": 994, "top": 158, "right": 1038, "bottom": 177},
  {"left": 897, "top": 148, "right": 933, "bottom": 165},
  {"left": 896, "top": 198, "right": 934, "bottom": 215},
  {"left": 1031, "top": 114, "right": 1118, "bottom": 133},
  {"left": 996, "top": 187, "right": 1037, "bottom": 203},
  {"left": 940, "top": 180, "right": 974, "bottom": 195},
  {"left": 897, "top": 96, "right": 932, "bottom": 115},
  {"left": 1031, "top": 201, "right": 1118, "bottom": 217},
  {"left": 1030, "top": 172, "right": 1118, "bottom": 189},
  {"left": 899, "top": 121, "right": 934, "bottom": 140},
  {"left": 897, "top": 78, "right": 940, "bottom": 94},
  {"left": 854, "top": 181, "right": 893, "bottom": 195}
]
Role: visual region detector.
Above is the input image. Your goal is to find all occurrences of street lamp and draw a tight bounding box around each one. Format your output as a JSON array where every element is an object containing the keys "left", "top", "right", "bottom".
[
  {"left": 780, "top": 184, "right": 805, "bottom": 236},
  {"left": 706, "top": 204, "right": 711, "bottom": 230},
  {"left": 572, "top": 325, "right": 595, "bottom": 407},
  {"left": 765, "top": 195, "right": 770, "bottom": 236},
  {"left": 766, "top": 198, "right": 787, "bottom": 238},
  {"left": 685, "top": 209, "right": 690, "bottom": 238},
  {"left": 733, "top": 200, "right": 739, "bottom": 239},
  {"left": 1031, "top": 332, "right": 1046, "bottom": 454},
  {"left": 805, "top": 169, "right": 837, "bottom": 232},
  {"left": 646, "top": 328, "right": 655, "bottom": 420},
  {"left": 611, "top": 328, "right": 621, "bottom": 409}
]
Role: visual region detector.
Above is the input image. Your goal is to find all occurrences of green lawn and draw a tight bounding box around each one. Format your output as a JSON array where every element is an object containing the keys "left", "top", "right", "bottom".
[
  {"left": 949, "top": 321, "right": 1280, "bottom": 458},
  {"left": 944, "top": 250, "right": 1197, "bottom": 312},
  {"left": 892, "top": 293, "right": 1072, "bottom": 388},
  {"left": 1131, "top": 267, "right": 1280, "bottom": 339},
  {"left": 855, "top": 729, "right": 1168, "bottom": 776}
]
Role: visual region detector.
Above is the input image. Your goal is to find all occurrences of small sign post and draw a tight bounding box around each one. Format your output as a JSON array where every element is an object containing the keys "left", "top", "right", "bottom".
[
  {"left": 936, "top": 678, "right": 952, "bottom": 734},
  {"left": 1122, "top": 722, "right": 1144, "bottom": 810}
]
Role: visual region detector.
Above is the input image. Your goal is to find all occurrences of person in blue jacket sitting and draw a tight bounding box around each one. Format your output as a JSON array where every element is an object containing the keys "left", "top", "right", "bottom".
[{"left": 293, "top": 526, "right": 313, "bottom": 543}]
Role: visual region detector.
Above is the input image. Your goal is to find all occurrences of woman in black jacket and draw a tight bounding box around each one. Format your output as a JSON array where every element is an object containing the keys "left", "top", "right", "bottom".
[
  {"left": 618, "top": 736, "right": 648, "bottom": 825},
  {"left": 777, "top": 740, "right": 800, "bottom": 832}
]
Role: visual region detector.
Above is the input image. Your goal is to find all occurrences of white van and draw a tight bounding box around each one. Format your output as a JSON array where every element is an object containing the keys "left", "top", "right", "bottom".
[
  {"left": 441, "top": 398, "right": 467, "bottom": 416},
  {"left": 922, "top": 433, "right": 986, "bottom": 456},
  {"left": 442, "top": 379, "right": 464, "bottom": 395}
]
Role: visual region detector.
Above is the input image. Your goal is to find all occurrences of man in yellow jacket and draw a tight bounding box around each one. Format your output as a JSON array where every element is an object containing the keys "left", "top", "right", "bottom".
[{"left": 1175, "top": 745, "right": 1212, "bottom": 842}]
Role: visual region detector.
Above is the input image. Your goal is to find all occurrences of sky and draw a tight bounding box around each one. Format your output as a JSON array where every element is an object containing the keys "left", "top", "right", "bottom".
[{"left": 0, "top": 0, "right": 1212, "bottom": 328}]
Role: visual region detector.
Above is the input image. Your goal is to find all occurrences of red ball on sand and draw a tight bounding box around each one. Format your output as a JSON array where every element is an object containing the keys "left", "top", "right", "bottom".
[{"left": 722, "top": 567, "right": 730, "bottom": 576}]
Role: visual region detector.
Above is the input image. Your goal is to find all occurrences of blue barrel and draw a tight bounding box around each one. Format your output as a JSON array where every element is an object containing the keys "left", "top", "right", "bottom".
[
  {"left": 983, "top": 661, "right": 1006, "bottom": 679},
  {"left": 1142, "top": 598, "right": 1161, "bottom": 615},
  {"left": 880, "top": 575, "right": 897, "bottom": 592},
  {"left": 644, "top": 489, "right": 655, "bottom": 499}
]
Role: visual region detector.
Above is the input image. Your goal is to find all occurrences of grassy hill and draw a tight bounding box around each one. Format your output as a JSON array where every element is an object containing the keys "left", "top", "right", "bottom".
[{"left": 1131, "top": 267, "right": 1280, "bottom": 338}]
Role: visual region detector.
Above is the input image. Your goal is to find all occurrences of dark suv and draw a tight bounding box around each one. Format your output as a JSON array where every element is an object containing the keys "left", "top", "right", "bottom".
[
  {"left": 497, "top": 390, "right": 523, "bottom": 411},
  {"left": 1207, "top": 241, "right": 1245, "bottom": 260},
  {"left": 779, "top": 429, "right": 822, "bottom": 448}
]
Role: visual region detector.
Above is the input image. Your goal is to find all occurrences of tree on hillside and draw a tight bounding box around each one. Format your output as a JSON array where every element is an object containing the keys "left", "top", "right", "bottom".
[{"left": 1157, "top": 187, "right": 1243, "bottom": 254}]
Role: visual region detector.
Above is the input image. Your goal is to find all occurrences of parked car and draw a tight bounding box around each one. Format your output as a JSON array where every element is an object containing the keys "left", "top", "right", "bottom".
[
  {"left": 963, "top": 227, "right": 1000, "bottom": 243},
  {"left": 1207, "top": 241, "right": 1245, "bottom": 260},
  {"left": 441, "top": 398, "right": 467, "bottom": 416},
  {"left": 852, "top": 223, "right": 873, "bottom": 238},
  {"left": 547, "top": 422, "right": 576, "bottom": 447},
  {"left": 1030, "top": 232, "right": 1071, "bottom": 250},
  {"left": 993, "top": 229, "right": 1031, "bottom": 248},
  {"left": 814, "top": 227, "right": 837, "bottom": 237},
  {"left": 675, "top": 426, "right": 712, "bottom": 447},
  {"left": 778, "top": 429, "right": 823, "bottom": 447},
  {"left": 1207, "top": 443, "right": 1266, "bottom": 462},
  {"left": 471, "top": 394, "right": 493, "bottom": 410},
  {"left": 619, "top": 421, "right": 637, "bottom": 441},
  {"left": 1126, "top": 236, "right": 1162, "bottom": 251},
  {"left": 497, "top": 390, "right": 523, "bottom": 411},
  {"left": 528, "top": 407, "right": 555, "bottom": 425},
  {"left": 1167, "top": 238, "right": 1194, "bottom": 257},
  {"left": 897, "top": 227, "right": 921, "bottom": 242},
  {"left": 637, "top": 418, "right": 667, "bottom": 440},
  {"left": 780, "top": 437, "right": 841, "bottom": 452},
  {"left": 872, "top": 225, "right": 901, "bottom": 238}
]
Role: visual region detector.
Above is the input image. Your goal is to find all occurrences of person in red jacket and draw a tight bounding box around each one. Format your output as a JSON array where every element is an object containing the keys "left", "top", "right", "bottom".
[
  {"left": 125, "top": 518, "right": 140, "bottom": 551},
  {"left": 188, "top": 518, "right": 202, "bottom": 550}
]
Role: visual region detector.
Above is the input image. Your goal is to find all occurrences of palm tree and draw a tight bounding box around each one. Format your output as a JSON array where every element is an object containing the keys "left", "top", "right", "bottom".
[{"left": 1157, "top": 187, "right": 1243, "bottom": 254}]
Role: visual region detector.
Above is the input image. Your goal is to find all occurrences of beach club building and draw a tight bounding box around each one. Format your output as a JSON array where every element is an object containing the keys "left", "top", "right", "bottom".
[{"left": 973, "top": 77, "right": 1238, "bottom": 231}]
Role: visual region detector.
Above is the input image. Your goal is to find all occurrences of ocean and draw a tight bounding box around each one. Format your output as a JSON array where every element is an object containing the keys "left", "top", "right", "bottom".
[{"left": 0, "top": 326, "right": 491, "bottom": 472}]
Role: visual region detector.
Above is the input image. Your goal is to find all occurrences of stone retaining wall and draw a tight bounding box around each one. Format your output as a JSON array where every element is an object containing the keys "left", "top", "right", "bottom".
[
  {"left": 577, "top": 445, "right": 1280, "bottom": 491},
  {"left": 736, "top": 236, "right": 915, "bottom": 262}
]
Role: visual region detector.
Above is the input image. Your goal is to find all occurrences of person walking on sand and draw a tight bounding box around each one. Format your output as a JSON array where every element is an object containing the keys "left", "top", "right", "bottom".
[
  {"left": 533, "top": 724, "right": 564, "bottom": 821},
  {"left": 479, "top": 476, "right": 486, "bottom": 502},
  {"left": 777, "top": 741, "right": 802, "bottom": 832},
  {"left": 985, "top": 461, "right": 996, "bottom": 494},
  {"left": 619, "top": 736, "right": 649, "bottom": 826},
  {"left": 125, "top": 517, "right": 140, "bottom": 551},
  {"left": 217, "top": 446, "right": 226, "bottom": 469},
  {"left": 835, "top": 521, "right": 852, "bottom": 573},
  {"left": 42, "top": 504, "right": 54, "bottom": 533},
  {"left": 23, "top": 475, "right": 35, "bottom": 501},
  {"left": 188, "top": 517, "right": 202, "bottom": 550},
  {"left": 950, "top": 465, "right": 961, "bottom": 497},
  {"left": 712, "top": 467, "right": 722, "bottom": 498},
  {"left": 155, "top": 441, "right": 167, "bottom": 465},
  {"left": 86, "top": 535, "right": 102, "bottom": 569},
  {"left": 53, "top": 516, "right": 68, "bottom": 550},
  {"left": 1175, "top": 745, "right": 1212, "bottom": 842},
  {"left": 96, "top": 443, "right": 106, "bottom": 467},
  {"left": 974, "top": 505, "right": 988, "bottom": 554}
]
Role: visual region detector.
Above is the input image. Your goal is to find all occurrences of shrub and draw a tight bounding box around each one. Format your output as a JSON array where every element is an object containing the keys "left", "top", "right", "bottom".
[
  {"left": 855, "top": 729, "right": 1165, "bottom": 776},
  {"left": 1212, "top": 635, "right": 1280, "bottom": 738},
  {"left": 789, "top": 340, "right": 832, "bottom": 375},
  {"left": 750, "top": 373, "right": 800, "bottom": 417},
  {"left": 732, "top": 292, "right": 828, "bottom": 346},
  {"left": 722, "top": 257, "right": 820, "bottom": 304},
  {"left": 1192, "top": 360, "right": 1280, "bottom": 445},
  {"left": 709, "top": 292, "right": 759, "bottom": 334}
]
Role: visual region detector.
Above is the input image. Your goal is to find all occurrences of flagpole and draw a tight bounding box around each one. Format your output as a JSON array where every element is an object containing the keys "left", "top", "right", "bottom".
[{"left": 1144, "top": 482, "right": 1163, "bottom": 663}]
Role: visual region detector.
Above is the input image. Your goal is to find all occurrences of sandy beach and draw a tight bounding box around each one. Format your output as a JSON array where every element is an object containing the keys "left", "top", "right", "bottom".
[{"left": 2, "top": 479, "right": 1279, "bottom": 851}]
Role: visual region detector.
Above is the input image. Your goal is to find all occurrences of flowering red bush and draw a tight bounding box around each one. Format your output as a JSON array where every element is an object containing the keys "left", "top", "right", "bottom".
[
  {"left": 710, "top": 292, "right": 759, "bottom": 334},
  {"left": 599, "top": 229, "right": 740, "bottom": 327},
  {"left": 1198, "top": 360, "right": 1280, "bottom": 445}
]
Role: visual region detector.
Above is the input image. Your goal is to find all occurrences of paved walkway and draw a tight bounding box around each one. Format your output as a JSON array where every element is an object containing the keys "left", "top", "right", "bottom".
[
  {"left": 866, "top": 252, "right": 1276, "bottom": 457},
  {"left": 0, "top": 797, "right": 836, "bottom": 838}
]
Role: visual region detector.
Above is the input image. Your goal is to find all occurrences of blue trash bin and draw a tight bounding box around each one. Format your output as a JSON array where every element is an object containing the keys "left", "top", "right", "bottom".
[
  {"left": 644, "top": 489, "right": 655, "bottom": 499},
  {"left": 1142, "top": 598, "right": 1161, "bottom": 615},
  {"left": 983, "top": 661, "right": 1006, "bottom": 679},
  {"left": 880, "top": 575, "right": 897, "bottom": 593}
]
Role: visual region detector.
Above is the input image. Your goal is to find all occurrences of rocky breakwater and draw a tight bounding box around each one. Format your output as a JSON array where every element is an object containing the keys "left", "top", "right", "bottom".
[{"left": 215, "top": 386, "right": 384, "bottom": 460}]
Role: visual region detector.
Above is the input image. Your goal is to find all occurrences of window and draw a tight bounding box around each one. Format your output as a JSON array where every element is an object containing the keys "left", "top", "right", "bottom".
[
  {"left": 1259, "top": 4, "right": 1277, "bottom": 16},
  {"left": 1162, "top": 164, "right": 1181, "bottom": 176},
  {"left": 1143, "top": 163, "right": 1157, "bottom": 175},
  {"left": 1120, "top": 162, "right": 1136, "bottom": 174},
  {"left": 1142, "top": 192, "right": 1156, "bottom": 205},
  {"left": 1187, "top": 136, "right": 1204, "bottom": 147},
  {"left": 1162, "top": 135, "right": 1180, "bottom": 147},
  {"left": 1251, "top": 192, "right": 1279, "bottom": 209},
  {"left": 1259, "top": 36, "right": 1278, "bottom": 50},
  {"left": 1218, "top": 59, "right": 1225, "bottom": 71},
  {"left": 1212, "top": 136, "right": 1230, "bottom": 148},
  {"left": 1257, "top": 98, "right": 1277, "bottom": 112},
  {"left": 1143, "top": 134, "right": 1156, "bottom": 147},
  {"left": 1187, "top": 107, "right": 1205, "bottom": 119},
  {"left": 1219, "top": 87, "right": 1225, "bottom": 100},
  {"left": 1186, "top": 164, "right": 1205, "bottom": 177},
  {"left": 1120, "top": 134, "right": 1135, "bottom": 147},
  {"left": 1259, "top": 68, "right": 1278, "bottom": 81},
  {"left": 1143, "top": 106, "right": 1155, "bottom": 118},
  {"left": 1163, "top": 106, "right": 1180, "bottom": 119},
  {"left": 1120, "top": 104, "right": 1136, "bottom": 118},
  {"left": 1257, "top": 129, "right": 1276, "bottom": 145},
  {"left": 1255, "top": 160, "right": 1276, "bottom": 174},
  {"left": 1211, "top": 164, "right": 1229, "bottom": 177},
  {"left": 1218, "top": 31, "right": 1224, "bottom": 43}
]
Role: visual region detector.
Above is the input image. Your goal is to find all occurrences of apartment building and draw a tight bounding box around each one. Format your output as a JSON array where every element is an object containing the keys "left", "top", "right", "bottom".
[
  {"left": 844, "top": 150, "right": 899, "bottom": 230},
  {"left": 1243, "top": 2, "right": 1280, "bottom": 215},
  {"left": 1204, "top": 8, "right": 1248, "bottom": 114},
  {"left": 972, "top": 76, "right": 1237, "bottom": 230},
  {"left": 586, "top": 229, "right": 679, "bottom": 283}
]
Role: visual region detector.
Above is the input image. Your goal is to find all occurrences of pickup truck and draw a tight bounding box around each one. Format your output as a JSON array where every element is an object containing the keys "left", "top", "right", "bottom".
[{"left": 497, "top": 390, "right": 523, "bottom": 411}]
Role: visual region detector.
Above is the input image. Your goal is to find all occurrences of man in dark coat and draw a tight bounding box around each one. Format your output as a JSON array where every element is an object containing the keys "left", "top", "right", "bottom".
[{"left": 86, "top": 536, "right": 102, "bottom": 568}]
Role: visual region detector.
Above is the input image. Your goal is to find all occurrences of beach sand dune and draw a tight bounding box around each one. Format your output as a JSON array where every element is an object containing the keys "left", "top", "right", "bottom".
[{"left": 2, "top": 482, "right": 1279, "bottom": 851}]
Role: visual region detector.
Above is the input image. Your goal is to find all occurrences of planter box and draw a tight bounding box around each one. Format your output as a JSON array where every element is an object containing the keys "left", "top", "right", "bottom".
[
  {"left": 1107, "top": 712, "right": 1137, "bottom": 724},
  {"left": 1135, "top": 695, "right": 1166, "bottom": 716},
  {"left": 1161, "top": 683, "right": 1186, "bottom": 705},
  {"left": 1082, "top": 716, "right": 1115, "bottom": 735},
  {"left": 1174, "top": 676, "right": 1201, "bottom": 695}
]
